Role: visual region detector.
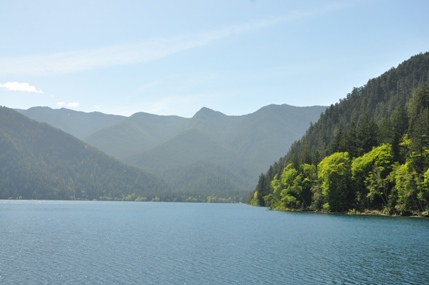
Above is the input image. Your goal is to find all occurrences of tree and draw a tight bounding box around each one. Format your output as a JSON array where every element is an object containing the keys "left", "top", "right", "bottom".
[
  {"left": 252, "top": 174, "right": 269, "bottom": 206},
  {"left": 318, "top": 152, "right": 352, "bottom": 212},
  {"left": 389, "top": 106, "right": 409, "bottom": 163},
  {"left": 351, "top": 144, "right": 393, "bottom": 211},
  {"left": 420, "top": 168, "right": 429, "bottom": 213},
  {"left": 278, "top": 164, "right": 306, "bottom": 210},
  {"left": 263, "top": 174, "right": 281, "bottom": 208},
  {"left": 300, "top": 163, "right": 318, "bottom": 210},
  {"left": 408, "top": 84, "right": 429, "bottom": 173},
  {"left": 391, "top": 162, "right": 420, "bottom": 215},
  {"left": 356, "top": 114, "right": 379, "bottom": 156}
]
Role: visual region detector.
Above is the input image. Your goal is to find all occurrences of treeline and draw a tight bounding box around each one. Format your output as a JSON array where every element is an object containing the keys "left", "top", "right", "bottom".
[
  {"left": 249, "top": 52, "right": 429, "bottom": 216},
  {"left": 131, "top": 193, "right": 245, "bottom": 203},
  {"left": 102, "top": 192, "right": 245, "bottom": 203}
]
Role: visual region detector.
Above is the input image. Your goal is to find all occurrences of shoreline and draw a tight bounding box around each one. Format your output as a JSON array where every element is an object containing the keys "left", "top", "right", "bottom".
[{"left": 263, "top": 206, "right": 429, "bottom": 218}]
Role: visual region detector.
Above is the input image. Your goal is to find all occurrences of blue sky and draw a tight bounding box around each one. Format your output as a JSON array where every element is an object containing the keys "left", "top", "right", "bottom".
[{"left": 1, "top": 0, "right": 428, "bottom": 117}]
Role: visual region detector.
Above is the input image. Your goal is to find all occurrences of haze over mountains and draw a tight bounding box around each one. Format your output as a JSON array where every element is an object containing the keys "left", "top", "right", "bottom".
[
  {"left": 8, "top": 51, "right": 428, "bottom": 203},
  {"left": 0, "top": 107, "right": 169, "bottom": 200},
  {"left": 17, "top": 104, "right": 326, "bottom": 195}
]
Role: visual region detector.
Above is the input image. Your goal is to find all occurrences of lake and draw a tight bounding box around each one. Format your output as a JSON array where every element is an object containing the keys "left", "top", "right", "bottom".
[{"left": 1, "top": 201, "right": 428, "bottom": 284}]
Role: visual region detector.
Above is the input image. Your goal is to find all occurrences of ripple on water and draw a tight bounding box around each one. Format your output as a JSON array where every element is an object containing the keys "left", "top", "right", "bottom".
[{"left": 1, "top": 201, "right": 429, "bottom": 284}]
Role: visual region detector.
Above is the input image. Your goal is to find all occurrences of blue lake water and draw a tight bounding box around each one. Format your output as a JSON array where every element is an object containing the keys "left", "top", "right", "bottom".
[{"left": 1, "top": 201, "right": 428, "bottom": 284}]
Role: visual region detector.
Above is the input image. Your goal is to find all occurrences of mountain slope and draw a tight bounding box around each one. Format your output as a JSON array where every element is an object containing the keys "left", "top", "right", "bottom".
[
  {"left": 19, "top": 104, "right": 327, "bottom": 194},
  {"left": 250, "top": 52, "right": 429, "bottom": 211},
  {"left": 166, "top": 161, "right": 247, "bottom": 196},
  {"left": 85, "top": 112, "right": 187, "bottom": 160},
  {"left": 16, "top": 106, "right": 125, "bottom": 140},
  {"left": 286, "top": 52, "right": 429, "bottom": 165},
  {"left": 0, "top": 107, "right": 170, "bottom": 200},
  {"left": 226, "top": 104, "right": 327, "bottom": 175},
  {"left": 130, "top": 128, "right": 239, "bottom": 171},
  {"left": 112, "top": 104, "right": 326, "bottom": 192}
]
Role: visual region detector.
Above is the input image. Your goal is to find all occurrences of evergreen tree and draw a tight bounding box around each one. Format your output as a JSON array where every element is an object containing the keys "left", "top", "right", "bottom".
[
  {"left": 389, "top": 106, "right": 409, "bottom": 163},
  {"left": 408, "top": 84, "right": 429, "bottom": 173},
  {"left": 356, "top": 114, "right": 379, "bottom": 156}
]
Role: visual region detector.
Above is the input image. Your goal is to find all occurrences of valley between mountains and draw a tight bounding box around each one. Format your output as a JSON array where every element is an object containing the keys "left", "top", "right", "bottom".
[{"left": 13, "top": 104, "right": 325, "bottom": 201}]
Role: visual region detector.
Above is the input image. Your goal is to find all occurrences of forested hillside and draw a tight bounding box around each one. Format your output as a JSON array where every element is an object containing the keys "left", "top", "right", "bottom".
[
  {"left": 0, "top": 107, "right": 170, "bottom": 200},
  {"left": 249, "top": 52, "right": 429, "bottom": 216}
]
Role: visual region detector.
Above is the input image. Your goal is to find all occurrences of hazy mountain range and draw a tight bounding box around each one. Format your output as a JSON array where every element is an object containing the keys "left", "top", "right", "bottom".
[
  {"left": 0, "top": 107, "right": 169, "bottom": 200},
  {"left": 17, "top": 104, "right": 326, "bottom": 194}
]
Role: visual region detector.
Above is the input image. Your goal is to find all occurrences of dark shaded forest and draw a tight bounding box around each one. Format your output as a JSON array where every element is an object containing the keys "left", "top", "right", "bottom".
[{"left": 249, "top": 52, "right": 429, "bottom": 216}]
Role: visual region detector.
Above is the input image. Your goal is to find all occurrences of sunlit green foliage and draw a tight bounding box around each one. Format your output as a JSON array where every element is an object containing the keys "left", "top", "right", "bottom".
[
  {"left": 352, "top": 144, "right": 393, "bottom": 210},
  {"left": 318, "top": 152, "right": 352, "bottom": 212}
]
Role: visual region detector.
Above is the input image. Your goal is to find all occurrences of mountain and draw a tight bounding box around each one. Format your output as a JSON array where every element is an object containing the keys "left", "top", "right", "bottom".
[
  {"left": 249, "top": 52, "right": 429, "bottom": 215},
  {"left": 86, "top": 104, "right": 327, "bottom": 193},
  {"left": 17, "top": 104, "right": 326, "bottom": 195},
  {"left": 0, "top": 106, "right": 170, "bottom": 200},
  {"left": 16, "top": 106, "right": 125, "bottom": 140},
  {"left": 85, "top": 112, "right": 187, "bottom": 160}
]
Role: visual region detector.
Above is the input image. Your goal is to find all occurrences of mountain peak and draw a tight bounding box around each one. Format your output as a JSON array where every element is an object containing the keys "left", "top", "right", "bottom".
[{"left": 192, "top": 107, "right": 226, "bottom": 119}]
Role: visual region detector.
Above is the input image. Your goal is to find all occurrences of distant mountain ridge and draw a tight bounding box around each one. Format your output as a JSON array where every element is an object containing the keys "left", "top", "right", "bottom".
[
  {"left": 16, "top": 107, "right": 125, "bottom": 140},
  {"left": 0, "top": 106, "right": 169, "bottom": 200},
  {"left": 18, "top": 104, "right": 326, "bottom": 194}
]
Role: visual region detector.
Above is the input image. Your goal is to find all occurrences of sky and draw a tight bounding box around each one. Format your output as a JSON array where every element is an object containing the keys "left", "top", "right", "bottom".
[{"left": 1, "top": 0, "right": 429, "bottom": 118}]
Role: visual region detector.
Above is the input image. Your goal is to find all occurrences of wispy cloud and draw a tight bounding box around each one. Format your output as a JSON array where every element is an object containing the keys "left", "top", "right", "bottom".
[
  {"left": 0, "top": 82, "right": 43, "bottom": 93},
  {"left": 139, "top": 73, "right": 218, "bottom": 94},
  {"left": 142, "top": 94, "right": 201, "bottom": 115},
  {"left": 0, "top": 3, "right": 347, "bottom": 76},
  {"left": 57, "top": 101, "right": 80, "bottom": 108}
]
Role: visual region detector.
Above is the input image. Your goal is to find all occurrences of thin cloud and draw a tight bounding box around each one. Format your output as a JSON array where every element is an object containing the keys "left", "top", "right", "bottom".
[
  {"left": 0, "top": 3, "right": 349, "bottom": 76},
  {"left": 144, "top": 95, "right": 197, "bottom": 115},
  {"left": 57, "top": 101, "right": 80, "bottom": 108},
  {"left": 0, "top": 82, "right": 43, "bottom": 93},
  {"left": 139, "top": 73, "right": 218, "bottom": 94}
]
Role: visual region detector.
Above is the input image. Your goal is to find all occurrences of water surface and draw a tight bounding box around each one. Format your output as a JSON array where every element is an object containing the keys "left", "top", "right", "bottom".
[{"left": 1, "top": 201, "right": 428, "bottom": 284}]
